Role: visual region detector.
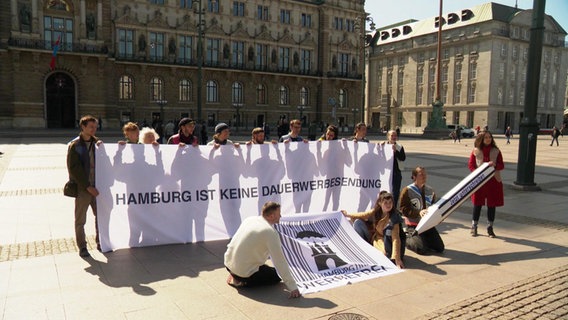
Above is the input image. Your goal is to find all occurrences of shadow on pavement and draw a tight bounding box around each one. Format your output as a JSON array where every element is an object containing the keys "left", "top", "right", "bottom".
[{"left": 231, "top": 284, "right": 338, "bottom": 308}]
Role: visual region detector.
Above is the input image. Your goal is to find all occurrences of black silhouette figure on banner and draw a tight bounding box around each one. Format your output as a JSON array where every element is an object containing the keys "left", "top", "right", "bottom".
[
  {"left": 353, "top": 142, "right": 386, "bottom": 212},
  {"left": 284, "top": 142, "right": 317, "bottom": 213},
  {"left": 317, "top": 140, "right": 352, "bottom": 212},
  {"left": 245, "top": 144, "right": 285, "bottom": 213}
]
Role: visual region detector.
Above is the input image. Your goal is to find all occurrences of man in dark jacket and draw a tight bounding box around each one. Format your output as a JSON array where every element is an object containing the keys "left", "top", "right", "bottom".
[{"left": 67, "top": 115, "right": 101, "bottom": 257}]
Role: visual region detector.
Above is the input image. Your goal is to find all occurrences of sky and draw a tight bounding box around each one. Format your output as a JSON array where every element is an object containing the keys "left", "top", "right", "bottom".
[{"left": 365, "top": 0, "right": 568, "bottom": 33}]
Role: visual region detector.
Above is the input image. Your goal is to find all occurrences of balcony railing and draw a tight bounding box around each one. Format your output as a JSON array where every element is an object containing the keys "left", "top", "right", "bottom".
[{"left": 8, "top": 37, "right": 108, "bottom": 54}]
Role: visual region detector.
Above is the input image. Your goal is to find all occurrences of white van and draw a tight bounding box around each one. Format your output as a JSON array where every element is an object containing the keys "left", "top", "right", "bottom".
[{"left": 447, "top": 124, "right": 475, "bottom": 138}]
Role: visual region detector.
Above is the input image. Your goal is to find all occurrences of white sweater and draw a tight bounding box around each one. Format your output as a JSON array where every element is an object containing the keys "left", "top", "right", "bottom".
[{"left": 224, "top": 216, "right": 297, "bottom": 291}]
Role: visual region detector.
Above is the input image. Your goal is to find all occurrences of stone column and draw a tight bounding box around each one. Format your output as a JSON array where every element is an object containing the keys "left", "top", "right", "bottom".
[
  {"left": 11, "top": 0, "right": 18, "bottom": 30},
  {"left": 31, "top": 0, "right": 38, "bottom": 32},
  {"left": 97, "top": 0, "right": 102, "bottom": 39}
]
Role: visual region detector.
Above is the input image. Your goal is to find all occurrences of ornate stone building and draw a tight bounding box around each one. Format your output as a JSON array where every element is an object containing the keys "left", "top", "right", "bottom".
[
  {"left": 0, "top": 0, "right": 367, "bottom": 130},
  {"left": 366, "top": 2, "right": 568, "bottom": 133}
]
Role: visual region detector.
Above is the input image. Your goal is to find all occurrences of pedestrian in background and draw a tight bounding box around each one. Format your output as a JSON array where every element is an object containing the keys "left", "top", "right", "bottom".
[
  {"left": 550, "top": 126, "right": 562, "bottom": 147},
  {"left": 468, "top": 131, "right": 504, "bottom": 238},
  {"left": 382, "top": 130, "right": 406, "bottom": 207},
  {"left": 66, "top": 115, "right": 101, "bottom": 257},
  {"left": 505, "top": 126, "right": 512, "bottom": 144},
  {"left": 351, "top": 122, "right": 369, "bottom": 143}
]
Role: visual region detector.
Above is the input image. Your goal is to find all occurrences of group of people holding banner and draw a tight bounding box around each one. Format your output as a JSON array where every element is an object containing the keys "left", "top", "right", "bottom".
[{"left": 67, "top": 115, "right": 504, "bottom": 297}]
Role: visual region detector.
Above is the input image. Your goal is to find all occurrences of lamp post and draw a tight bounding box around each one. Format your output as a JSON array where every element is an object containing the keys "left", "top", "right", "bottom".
[
  {"left": 351, "top": 108, "right": 359, "bottom": 129},
  {"left": 297, "top": 105, "right": 306, "bottom": 124},
  {"left": 193, "top": 0, "right": 211, "bottom": 123},
  {"left": 358, "top": 15, "right": 376, "bottom": 124},
  {"left": 156, "top": 99, "right": 167, "bottom": 124},
  {"left": 233, "top": 103, "right": 243, "bottom": 132}
]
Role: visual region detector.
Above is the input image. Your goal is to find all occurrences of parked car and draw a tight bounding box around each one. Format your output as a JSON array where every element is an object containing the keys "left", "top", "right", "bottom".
[{"left": 447, "top": 124, "right": 475, "bottom": 138}]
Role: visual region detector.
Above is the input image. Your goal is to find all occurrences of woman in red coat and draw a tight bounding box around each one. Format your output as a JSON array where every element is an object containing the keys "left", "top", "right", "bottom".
[{"left": 468, "top": 131, "right": 504, "bottom": 238}]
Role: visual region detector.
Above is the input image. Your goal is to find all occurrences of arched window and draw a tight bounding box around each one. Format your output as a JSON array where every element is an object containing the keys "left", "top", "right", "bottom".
[
  {"left": 179, "top": 79, "right": 192, "bottom": 102},
  {"left": 119, "top": 75, "right": 134, "bottom": 100},
  {"left": 150, "top": 77, "right": 164, "bottom": 101},
  {"left": 339, "top": 89, "right": 347, "bottom": 108},
  {"left": 300, "top": 87, "right": 309, "bottom": 106},
  {"left": 256, "top": 84, "right": 267, "bottom": 105},
  {"left": 279, "top": 85, "right": 289, "bottom": 105},
  {"left": 232, "top": 82, "right": 244, "bottom": 104},
  {"left": 206, "top": 80, "right": 218, "bottom": 102}
]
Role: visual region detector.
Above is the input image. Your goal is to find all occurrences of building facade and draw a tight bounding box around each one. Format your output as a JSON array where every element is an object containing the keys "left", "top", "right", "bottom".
[
  {"left": 366, "top": 2, "right": 568, "bottom": 134},
  {"left": 0, "top": 0, "right": 368, "bottom": 130}
]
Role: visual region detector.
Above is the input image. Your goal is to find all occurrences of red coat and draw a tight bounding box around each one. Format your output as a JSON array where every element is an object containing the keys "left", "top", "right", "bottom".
[{"left": 468, "top": 146, "right": 504, "bottom": 207}]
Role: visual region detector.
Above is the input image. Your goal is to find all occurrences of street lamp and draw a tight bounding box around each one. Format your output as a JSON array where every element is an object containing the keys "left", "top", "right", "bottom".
[
  {"left": 297, "top": 105, "right": 306, "bottom": 124},
  {"left": 232, "top": 103, "right": 243, "bottom": 132},
  {"left": 351, "top": 108, "right": 359, "bottom": 129},
  {"left": 156, "top": 99, "right": 167, "bottom": 124},
  {"left": 358, "top": 15, "right": 376, "bottom": 124},
  {"left": 193, "top": 0, "right": 215, "bottom": 123}
]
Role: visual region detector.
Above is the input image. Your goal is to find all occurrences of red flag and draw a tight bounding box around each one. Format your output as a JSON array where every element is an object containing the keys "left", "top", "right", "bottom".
[{"left": 49, "top": 36, "right": 61, "bottom": 70}]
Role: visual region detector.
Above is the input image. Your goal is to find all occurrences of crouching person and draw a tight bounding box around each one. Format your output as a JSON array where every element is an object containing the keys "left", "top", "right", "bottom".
[{"left": 224, "top": 201, "right": 301, "bottom": 298}]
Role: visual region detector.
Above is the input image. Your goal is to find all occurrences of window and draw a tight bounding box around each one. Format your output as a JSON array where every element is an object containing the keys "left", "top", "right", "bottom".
[
  {"left": 206, "top": 38, "right": 220, "bottom": 65},
  {"left": 208, "top": 0, "right": 219, "bottom": 13},
  {"left": 542, "top": 69, "right": 547, "bottom": 84},
  {"left": 455, "top": 63, "right": 462, "bottom": 80},
  {"left": 453, "top": 111, "right": 460, "bottom": 124},
  {"left": 149, "top": 32, "right": 164, "bottom": 61},
  {"left": 233, "top": 1, "right": 245, "bottom": 17},
  {"left": 119, "top": 75, "right": 134, "bottom": 100},
  {"left": 511, "top": 65, "right": 516, "bottom": 81},
  {"left": 417, "top": 67, "right": 424, "bottom": 85},
  {"left": 398, "top": 70, "right": 404, "bottom": 86},
  {"left": 44, "top": 16, "right": 73, "bottom": 50},
  {"left": 468, "top": 83, "right": 476, "bottom": 103},
  {"left": 523, "top": 47, "right": 528, "bottom": 60},
  {"left": 466, "top": 111, "right": 474, "bottom": 128},
  {"left": 442, "top": 65, "right": 448, "bottom": 83},
  {"left": 232, "top": 41, "right": 245, "bottom": 67},
  {"left": 453, "top": 84, "right": 461, "bottom": 104},
  {"left": 179, "top": 79, "right": 192, "bottom": 102},
  {"left": 300, "top": 49, "right": 311, "bottom": 73},
  {"left": 512, "top": 46, "right": 518, "bottom": 59},
  {"left": 118, "top": 29, "right": 134, "bottom": 58},
  {"left": 256, "top": 44, "right": 268, "bottom": 69},
  {"left": 232, "top": 82, "right": 244, "bottom": 104},
  {"left": 416, "top": 87, "right": 423, "bottom": 105},
  {"left": 339, "top": 89, "right": 347, "bottom": 108},
  {"left": 442, "top": 86, "right": 447, "bottom": 104},
  {"left": 508, "top": 88, "right": 514, "bottom": 105},
  {"left": 334, "top": 17, "right": 343, "bottom": 30},
  {"left": 301, "top": 14, "right": 312, "bottom": 28},
  {"left": 397, "top": 87, "right": 404, "bottom": 106},
  {"left": 150, "top": 0, "right": 164, "bottom": 4},
  {"left": 415, "top": 112, "right": 422, "bottom": 127},
  {"left": 339, "top": 53, "right": 349, "bottom": 75},
  {"left": 552, "top": 70, "right": 557, "bottom": 85},
  {"left": 428, "top": 84, "right": 435, "bottom": 103},
  {"left": 280, "top": 9, "right": 291, "bottom": 24},
  {"left": 178, "top": 35, "right": 193, "bottom": 63},
  {"left": 180, "top": 0, "right": 191, "bottom": 8},
  {"left": 278, "top": 47, "right": 290, "bottom": 71},
  {"left": 497, "top": 87, "right": 503, "bottom": 104},
  {"left": 206, "top": 80, "right": 218, "bottom": 102},
  {"left": 500, "top": 43, "right": 507, "bottom": 56},
  {"left": 279, "top": 86, "right": 289, "bottom": 105},
  {"left": 499, "top": 63, "right": 505, "bottom": 80},
  {"left": 418, "top": 52, "right": 425, "bottom": 63},
  {"left": 345, "top": 19, "right": 355, "bottom": 32},
  {"left": 300, "top": 87, "right": 309, "bottom": 106},
  {"left": 150, "top": 77, "right": 164, "bottom": 101},
  {"left": 257, "top": 5, "right": 269, "bottom": 21},
  {"left": 443, "top": 48, "right": 449, "bottom": 59},
  {"left": 256, "top": 84, "right": 267, "bottom": 104},
  {"left": 469, "top": 61, "right": 477, "bottom": 79},
  {"left": 429, "top": 65, "right": 435, "bottom": 83}
]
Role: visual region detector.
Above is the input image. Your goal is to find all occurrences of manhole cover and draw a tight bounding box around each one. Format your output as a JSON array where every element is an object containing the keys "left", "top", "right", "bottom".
[{"left": 329, "top": 313, "right": 369, "bottom": 320}]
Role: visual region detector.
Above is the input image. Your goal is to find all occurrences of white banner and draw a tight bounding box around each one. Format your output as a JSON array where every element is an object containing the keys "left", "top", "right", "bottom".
[
  {"left": 95, "top": 141, "right": 393, "bottom": 252},
  {"left": 276, "top": 211, "right": 403, "bottom": 294}
]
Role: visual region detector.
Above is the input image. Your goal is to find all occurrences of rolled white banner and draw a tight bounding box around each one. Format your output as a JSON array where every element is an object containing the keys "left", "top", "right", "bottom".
[{"left": 415, "top": 162, "right": 495, "bottom": 234}]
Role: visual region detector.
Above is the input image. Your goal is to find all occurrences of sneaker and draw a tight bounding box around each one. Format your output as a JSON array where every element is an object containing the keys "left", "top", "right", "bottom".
[
  {"left": 79, "top": 247, "right": 90, "bottom": 258},
  {"left": 470, "top": 226, "right": 478, "bottom": 237},
  {"left": 487, "top": 226, "right": 496, "bottom": 238}
]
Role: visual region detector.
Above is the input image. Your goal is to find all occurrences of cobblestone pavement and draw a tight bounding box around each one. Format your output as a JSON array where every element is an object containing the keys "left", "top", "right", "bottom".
[{"left": 417, "top": 265, "right": 568, "bottom": 320}]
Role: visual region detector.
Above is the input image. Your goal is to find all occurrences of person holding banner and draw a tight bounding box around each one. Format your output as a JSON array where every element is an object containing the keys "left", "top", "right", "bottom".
[
  {"left": 139, "top": 127, "right": 160, "bottom": 145},
  {"left": 118, "top": 122, "right": 140, "bottom": 144},
  {"left": 168, "top": 118, "right": 199, "bottom": 146},
  {"left": 399, "top": 167, "right": 445, "bottom": 255},
  {"left": 342, "top": 191, "right": 405, "bottom": 268},
  {"left": 246, "top": 127, "right": 277, "bottom": 145},
  {"left": 279, "top": 119, "right": 308, "bottom": 143},
  {"left": 208, "top": 122, "right": 238, "bottom": 147},
  {"left": 351, "top": 122, "right": 369, "bottom": 143},
  {"left": 67, "top": 115, "right": 101, "bottom": 258},
  {"left": 382, "top": 130, "right": 406, "bottom": 207},
  {"left": 224, "top": 202, "right": 301, "bottom": 298},
  {"left": 468, "top": 131, "right": 504, "bottom": 238},
  {"left": 318, "top": 125, "right": 339, "bottom": 141}
]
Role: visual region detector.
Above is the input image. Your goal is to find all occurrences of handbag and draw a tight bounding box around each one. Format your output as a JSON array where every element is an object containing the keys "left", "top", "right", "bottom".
[{"left": 63, "top": 180, "right": 78, "bottom": 198}]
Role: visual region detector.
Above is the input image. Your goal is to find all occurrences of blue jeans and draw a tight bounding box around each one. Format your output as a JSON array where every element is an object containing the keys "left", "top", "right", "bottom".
[{"left": 353, "top": 219, "right": 371, "bottom": 243}]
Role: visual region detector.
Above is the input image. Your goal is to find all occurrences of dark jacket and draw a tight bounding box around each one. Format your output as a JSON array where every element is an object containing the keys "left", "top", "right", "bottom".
[{"left": 67, "top": 135, "right": 99, "bottom": 191}]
